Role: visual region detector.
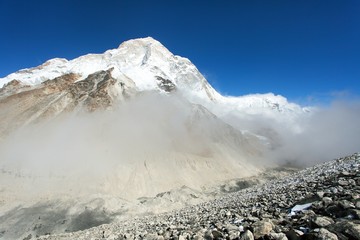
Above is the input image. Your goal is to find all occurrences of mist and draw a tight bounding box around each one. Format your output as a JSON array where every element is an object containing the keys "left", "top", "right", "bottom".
[
  {"left": 272, "top": 100, "right": 360, "bottom": 166},
  {"left": 0, "top": 92, "right": 262, "bottom": 201},
  {"left": 1, "top": 91, "right": 359, "bottom": 203},
  {"left": 220, "top": 99, "right": 360, "bottom": 167},
  {"left": 0, "top": 93, "right": 196, "bottom": 198}
]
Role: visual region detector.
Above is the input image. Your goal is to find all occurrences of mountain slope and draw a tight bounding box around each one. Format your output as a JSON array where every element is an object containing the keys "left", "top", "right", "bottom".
[
  {"left": 0, "top": 37, "right": 313, "bottom": 239},
  {"left": 0, "top": 37, "right": 313, "bottom": 199}
]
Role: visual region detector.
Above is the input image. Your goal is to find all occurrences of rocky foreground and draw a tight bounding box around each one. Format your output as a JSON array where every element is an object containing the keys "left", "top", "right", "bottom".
[{"left": 39, "top": 153, "right": 360, "bottom": 240}]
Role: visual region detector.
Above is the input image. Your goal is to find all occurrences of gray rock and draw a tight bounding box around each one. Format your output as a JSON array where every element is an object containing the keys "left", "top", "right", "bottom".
[
  {"left": 252, "top": 220, "right": 273, "bottom": 239},
  {"left": 348, "top": 179, "right": 356, "bottom": 185},
  {"left": 211, "top": 229, "right": 223, "bottom": 239},
  {"left": 356, "top": 200, "right": 360, "bottom": 209},
  {"left": 316, "top": 191, "right": 325, "bottom": 198},
  {"left": 350, "top": 209, "right": 360, "bottom": 219},
  {"left": 194, "top": 234, "right": 205, "bottom": 240},
  {"left": 285, "top": 229, "right": 301, "bottom": 240},
  {"left": 293, "top": 229, "right": 304, "bottom": 236},
  {"left": 339, "top": 199, "right": 355, "bottom": 209},
  {"left": 338, "top": 179, "right": 349, "bottom": 186},
  {"left": 228, "top": 230, "right": 240, "bottom": 240},
  {"left": 144, "top": 233, "right": 160, "bottom": 240},
  {"left": 225, "top": 224, "right": 240, "bottom": 232},
  {"left": 204, "top": 230, "right": 213, "bottom": 240},
  {"left": 344, "top": 222, "right": 360, "bottom": 239},
  {"left": 240, "top": 230, "right": 254, "bottom": 240},
  {"left": 316, "top": 228, "right": 338, "bottom": 240},
  {"left": 178, "top": 235, "right": 186, "bottom": 240},
  {"left": 322, "top": 197, "right": 333, "bottom": 206},
  {"left": 268, "top": 232, "right": 288, "bottom": 240},
  {"left": 312, "top": 216, "right": 334, "bottom": 227}
]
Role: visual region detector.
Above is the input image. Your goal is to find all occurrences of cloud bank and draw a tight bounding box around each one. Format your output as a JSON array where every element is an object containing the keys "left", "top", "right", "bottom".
[
  {"left": 221, "top": 98, "right": 360, "bottom": 167},
  {"left": 272, "top": 100, "right": 360, "bottom": 166},
  {"left": 0, "top": 92, "right": 359, "bottom": 202}
]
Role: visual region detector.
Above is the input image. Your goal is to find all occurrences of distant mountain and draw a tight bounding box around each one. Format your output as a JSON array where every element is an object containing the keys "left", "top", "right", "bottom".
[
  {"left": 0, "top": 37, "right": 220, "bottom": 101},
  {"left": 0, "top": 37, "right": 313, "bottom": 197},
  {"left": 0, "top": 37, "right": 315, "bottom": 239},
  {"left": 0, "top": 37, "right": 272, "bottom": 198},
  {"left": 0, "top": 37, "right": 310, "bottom": 134},
  {"left": 0, "top": 37, "right": 310, "bottom": 111}
]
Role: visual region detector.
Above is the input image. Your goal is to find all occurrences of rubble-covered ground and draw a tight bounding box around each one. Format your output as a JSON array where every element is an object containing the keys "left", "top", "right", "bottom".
[{"left": 37, "top": 153, "right": 360, "bottom": 240}]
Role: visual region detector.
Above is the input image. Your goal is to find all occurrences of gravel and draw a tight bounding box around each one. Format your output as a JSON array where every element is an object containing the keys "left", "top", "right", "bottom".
[{"left": 38, "top": 153, "right": 360, "bottom": 240}]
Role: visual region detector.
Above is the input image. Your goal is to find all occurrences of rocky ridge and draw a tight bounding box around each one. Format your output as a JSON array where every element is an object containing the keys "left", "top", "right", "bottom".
[{"left": 37, "top": 153, "right": 360, "bottom": 240}]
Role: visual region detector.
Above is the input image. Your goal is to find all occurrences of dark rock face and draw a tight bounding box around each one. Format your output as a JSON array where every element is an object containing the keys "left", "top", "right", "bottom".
[
  {"left": 156, "top": 76, "right": 176, "bottom": 92},
  {"left": 38, "top": 153, "right": 360, "bottom": 240}
]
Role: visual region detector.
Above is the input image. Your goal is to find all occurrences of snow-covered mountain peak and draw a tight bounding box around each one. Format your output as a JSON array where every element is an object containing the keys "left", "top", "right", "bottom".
[
  {"left": 0, "top": 37, "right": 310, "bottom": 119},
  {"left": 116, "top": 36, "right": 170, "bottom": 55},
  {"left": 117, "top": 36, "right": 161, "bottom": 47},
  {"left": 0, "top": 37, "right": 221, "bottom": 102},
  {"left": 222, "top": 93, "right": 304, "bottom": 113}
]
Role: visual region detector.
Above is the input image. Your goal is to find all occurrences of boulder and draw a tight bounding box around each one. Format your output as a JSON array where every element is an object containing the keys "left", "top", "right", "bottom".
[{"left": 252, "top": 219, "right": 274, "bottom": 239}]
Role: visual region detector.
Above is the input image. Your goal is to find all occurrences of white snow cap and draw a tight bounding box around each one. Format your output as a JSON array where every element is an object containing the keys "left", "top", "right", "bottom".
[
  {"left": 0, "top": 37, "right": 309, "bottom": 117},
  {"left": 0, "top": 37, "right": 220, "bottom": 101}
]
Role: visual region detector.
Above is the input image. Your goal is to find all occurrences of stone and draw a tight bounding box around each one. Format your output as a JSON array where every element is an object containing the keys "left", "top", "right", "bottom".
[
  {"left": 356, "top": 200, "right": 360, "bottom": 209},
  {"left": 316, "top": 228, "right": 338, "bottom": 240},
  {"left": 194, "top": 234, "right": 205, "bottom": 240},
  {"left": 285, "top": 230, "right": 301, "bottom": 240},
  {"left": 247, "top": 217, "right": 259, "bottom": 222},
  {"left": 293, "top": 229, "right": 303, "bottom": 236},
  {"left": 228, "top": 230, "right": 240, "bottom": 240},
  {"left": 225, "top": 224, "right": 239, "bottom": 232},
  {"left": 341, "top": 171, "right": 350, "bottom": 176},
  {"left": 240, "top": 230, "right": 254, "bottom": 240},
  {"left": 204, "top": 230, "right": 213, "bottom": 240},
  {"left": 325, "top": 205, "right": 346, "bottom": 218},
  {"left": 251, "top": 220, "right": 273, "bottom": 239},
  {"left": 339, "top": 199, "right": 355, "bottom": 209},
  {"left": 350, "top": 209, "right": 360, "bottom": 219},
  {"left": 322, "top": 197, "right": 332, "bottom": 206},
  {"left": 348, "top": 179, "right": 356, "bottom": 185},
  {"left": 226, "top": 211, "right": 232, "bottom": 217},
  {"left": 268, "top": 232, "right": 288, "bottom": 240},
  {"left": 316, "top": 191, "right": 325, "bottom": 198},
  {"left": 211, "top": 229, "right": 223, "bottom": 239},
  {"left": 344, "top": 222, "right": 360, "bottom": 239},
  {"left": 143, "top": 233, "right": 160, "bottom": 240},
  {"left": 338, "top": 179, "right": 349, "bottom": 186},
  {"left": 312, "top": 216, "right": 334, "bottom": 227}
]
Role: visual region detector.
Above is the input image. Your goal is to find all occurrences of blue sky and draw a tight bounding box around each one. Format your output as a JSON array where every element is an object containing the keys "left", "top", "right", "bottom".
[{"left": 1, "top": 0, "right": 359, "bottom": 104}]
